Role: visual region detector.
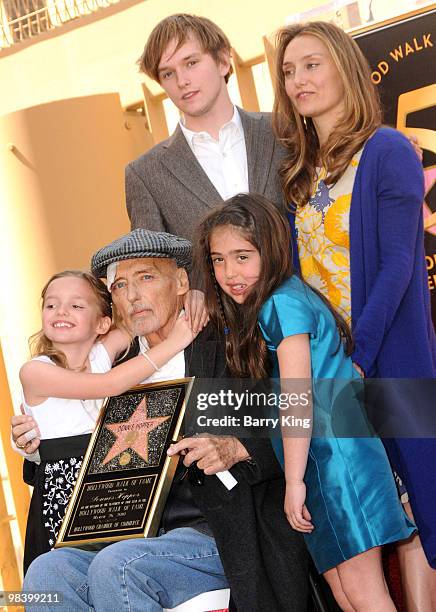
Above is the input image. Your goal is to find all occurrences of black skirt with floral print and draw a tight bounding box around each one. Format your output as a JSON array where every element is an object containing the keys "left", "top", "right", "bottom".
[{"left": 23, "top": 434, "right": 91, "bottom": 574}]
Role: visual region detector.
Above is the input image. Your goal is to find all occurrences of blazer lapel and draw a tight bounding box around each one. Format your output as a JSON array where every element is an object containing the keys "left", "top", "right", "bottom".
[
  {"left": 161, "top": 126, "right": 223, "bottom": 207},
  {"left": 239, "top": 108, "right": 275, "bottom": 196}
]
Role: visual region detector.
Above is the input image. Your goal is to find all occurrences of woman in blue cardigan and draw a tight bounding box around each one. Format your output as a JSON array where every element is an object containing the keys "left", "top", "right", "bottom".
[{"left": 272, "top": 20, "right": 436, "bottom": 609}]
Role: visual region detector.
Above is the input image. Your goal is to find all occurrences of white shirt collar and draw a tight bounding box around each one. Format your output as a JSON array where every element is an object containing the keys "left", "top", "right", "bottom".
[
  {"left": 179, "top": 106, "right": 243, "bottom": 149},
  {"left": 138, "top": 335, "right": 185, "bottom": 384}
]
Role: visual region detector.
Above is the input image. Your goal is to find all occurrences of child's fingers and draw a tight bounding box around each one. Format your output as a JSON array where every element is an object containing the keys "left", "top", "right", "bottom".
[
  {"left": 199, "top": 310, "right": 210, "bottom": 329},
  {"left": 183, "top": 290, "right": 208, "bottom": 333},
  {"left": 288, "top": 518, "right": 313, "bottom": 533},
  {"left": 293, "top": 507, "right": 313, "bottom": 530},
  {"left": 295, "top": 517, "right": 313, "bottom": 531},
  {"left": 302, "top": 505, "right": 312, "bottom": 521},
  {"left": 183, "top": 300, "right": 192, "bottom": 325},
  {"left": 191, "top": 303, "right": 205, "bottom": 333},
  {"left": 286, "top": 508, "right": 313, "bottom": 533},
  {"left": 183, "top": 301, "right": 203, "bottom": 333}
]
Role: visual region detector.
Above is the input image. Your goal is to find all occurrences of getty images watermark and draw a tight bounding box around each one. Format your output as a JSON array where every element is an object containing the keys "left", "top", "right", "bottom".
[
  {"left": 192, "top": 387, "right": 313, "bottom": 434},
  {"left": 186, "top": 378, "right": 436, "bottom": 438}
]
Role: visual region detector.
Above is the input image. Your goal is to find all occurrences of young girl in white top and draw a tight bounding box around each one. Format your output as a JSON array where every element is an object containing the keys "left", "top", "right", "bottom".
[{"left": 17, "top": 270, "right": 195, "bottom": 572}]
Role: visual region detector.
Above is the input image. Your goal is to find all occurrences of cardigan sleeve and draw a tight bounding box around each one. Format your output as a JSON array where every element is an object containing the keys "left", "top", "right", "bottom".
[{"left": 352, "top": 136, "right": 425, "bottom": 374}]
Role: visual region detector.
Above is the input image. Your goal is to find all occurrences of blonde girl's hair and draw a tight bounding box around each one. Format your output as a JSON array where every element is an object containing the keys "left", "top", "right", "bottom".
[
  {"left": 29, "top": 270, "right": 112, "bottom": 369},
  {"left": 272, "top": 20, "right": 382, "bottom": 209}
]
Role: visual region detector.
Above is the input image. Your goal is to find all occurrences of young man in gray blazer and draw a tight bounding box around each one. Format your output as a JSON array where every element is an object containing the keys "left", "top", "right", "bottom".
[{"left": 125, "top": 13, "right": 287, "bottom": 244}]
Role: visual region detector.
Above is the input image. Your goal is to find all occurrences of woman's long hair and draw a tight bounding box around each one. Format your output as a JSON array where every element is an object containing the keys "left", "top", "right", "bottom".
[
  {"left": 195, "top": 194, "right": 353, "bottom": 377},
  {"left": 272, "top": 21, "right": 382, "bottom": 209},
  {"left": 29, "top": 270, "right": 112, "bottom": 369}
]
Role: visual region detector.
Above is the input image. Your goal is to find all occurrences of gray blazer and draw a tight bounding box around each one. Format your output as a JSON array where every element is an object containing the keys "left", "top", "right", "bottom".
[{"left": 125, "top": 108, "right": 288, "bottom": 243}]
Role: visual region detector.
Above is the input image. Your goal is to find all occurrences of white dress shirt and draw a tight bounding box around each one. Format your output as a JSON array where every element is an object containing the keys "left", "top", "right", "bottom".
[
  {"left": 179, "top": 106, "right": 249, "bottom": 200},
  {"left": 138, "top": 336, "right": 185, "bottom": 383}
]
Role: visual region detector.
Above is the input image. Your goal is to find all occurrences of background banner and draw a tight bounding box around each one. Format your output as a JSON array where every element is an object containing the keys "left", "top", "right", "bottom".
[{"left": 353, "top": 6, "right": 436, "bottom": 322}]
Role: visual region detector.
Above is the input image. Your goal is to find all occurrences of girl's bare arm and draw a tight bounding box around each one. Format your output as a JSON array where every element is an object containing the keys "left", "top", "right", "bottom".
[{"left": 20, "top": 317, "right": 196, "bottom": 402}]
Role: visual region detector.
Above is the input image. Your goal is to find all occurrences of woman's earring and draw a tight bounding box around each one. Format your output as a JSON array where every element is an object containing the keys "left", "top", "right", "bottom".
[{"left": 303, "top": 116, "right": 308, "bottom": 129}]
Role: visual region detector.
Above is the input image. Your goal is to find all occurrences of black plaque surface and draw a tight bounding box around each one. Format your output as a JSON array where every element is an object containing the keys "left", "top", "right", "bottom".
[{"left": 55, "top": 378, "right": 194, "bottom": 547}]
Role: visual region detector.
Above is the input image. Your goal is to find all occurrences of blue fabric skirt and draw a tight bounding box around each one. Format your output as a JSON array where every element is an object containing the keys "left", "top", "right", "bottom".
[{"left": 273, "top": 435, "right": 415, "bottom": 574}]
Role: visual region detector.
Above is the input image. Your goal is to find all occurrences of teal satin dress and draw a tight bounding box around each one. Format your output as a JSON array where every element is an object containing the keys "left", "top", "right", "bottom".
[{"left": 259, "top": 276, "right": 415, "bottom": 574}]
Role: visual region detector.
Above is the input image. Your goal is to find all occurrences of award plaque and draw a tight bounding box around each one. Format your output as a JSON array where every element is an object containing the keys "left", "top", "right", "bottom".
[{"left": 55, "top": 377, "right": 194, "bottom": 547}]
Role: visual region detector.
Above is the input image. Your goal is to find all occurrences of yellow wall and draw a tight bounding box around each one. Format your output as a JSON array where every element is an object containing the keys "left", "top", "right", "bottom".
[
  {"left": 0, "top": 344, "right": 29, "bottom": 576},
  {"left": 0, "top": 93, "right": 150, "bottom": 406},
  {"left": 0, "top": 0, "right": 327, "bottom": 116}
]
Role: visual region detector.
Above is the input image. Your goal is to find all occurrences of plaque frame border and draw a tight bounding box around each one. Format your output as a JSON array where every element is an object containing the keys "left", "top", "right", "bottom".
[{"left": 55, "top": 376, "right": 195, "bottom": 547}]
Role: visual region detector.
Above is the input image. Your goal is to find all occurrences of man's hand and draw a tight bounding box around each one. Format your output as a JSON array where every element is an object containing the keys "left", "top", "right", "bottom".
[
  {"left": 11, "top": 409, "right": 41, "bottom": 454},
  {"left": 167, "top": 435, "right": 249, "bottom": 475},
  {"left": 183, "top": 290, "right": 209, "bottom": 333}
]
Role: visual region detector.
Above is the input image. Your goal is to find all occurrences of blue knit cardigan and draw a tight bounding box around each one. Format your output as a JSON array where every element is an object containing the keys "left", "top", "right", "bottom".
[{"left": 290, "top": 127, "right": 436, "bottom": 378}]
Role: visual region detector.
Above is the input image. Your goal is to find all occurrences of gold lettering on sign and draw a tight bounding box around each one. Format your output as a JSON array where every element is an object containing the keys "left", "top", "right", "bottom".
[{"left": 389, "top": 33, "right": 432, "bottom": 63}]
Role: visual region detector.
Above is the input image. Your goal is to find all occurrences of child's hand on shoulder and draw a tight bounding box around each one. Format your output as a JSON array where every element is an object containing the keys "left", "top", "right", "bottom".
[
  {"left": 101, "top": 327, "right": 131, "bottom": 364},
  {"left": 183, "top": 290, "right": 209, "bottom": 333},
  {"left": 168, "top": 315, "right": 199, "bottom": 351},
  {"left": 284, "top": 480, "right": 314, "bottom": 533}
]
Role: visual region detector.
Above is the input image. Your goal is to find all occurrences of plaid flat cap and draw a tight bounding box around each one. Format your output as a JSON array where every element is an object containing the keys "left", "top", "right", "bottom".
[{"left": 91, "top": 229, "right": 192, "bottom": 277}]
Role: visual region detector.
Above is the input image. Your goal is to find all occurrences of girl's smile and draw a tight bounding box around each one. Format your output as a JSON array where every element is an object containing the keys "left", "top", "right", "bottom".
[
  {"left": 42, "top": 277, "right": 109, "bottom": 347},
  {"left": 51, "top": 321, "right": 74, "bottom": 329},
  {"left": 209, "top": 226, "right": 261, "bottom": 304}
]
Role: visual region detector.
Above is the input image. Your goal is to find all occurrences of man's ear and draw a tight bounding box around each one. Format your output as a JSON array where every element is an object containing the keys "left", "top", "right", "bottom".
[
  {"left": 176, "top": 268, "right": 189, "bottom": 296},
  {"left": 218, "top": 50, "right": 232, "bottom": 79},
  {"left": 96, "top": 316, "right": 112, "bottom": 337}
]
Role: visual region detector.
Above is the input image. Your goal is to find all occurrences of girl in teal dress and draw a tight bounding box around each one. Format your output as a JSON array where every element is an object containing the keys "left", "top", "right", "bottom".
[
  {"left": 272, "top": 22, "right": 436, "bottom": 609},
  {"left": 196, "top": 194, "right": 414, "bottom": 611}
]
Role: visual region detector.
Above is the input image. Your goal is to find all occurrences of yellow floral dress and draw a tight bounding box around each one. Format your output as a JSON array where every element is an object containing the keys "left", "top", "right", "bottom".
[{"left": 295, "top": 151, "right": 363, "bottom": 324}]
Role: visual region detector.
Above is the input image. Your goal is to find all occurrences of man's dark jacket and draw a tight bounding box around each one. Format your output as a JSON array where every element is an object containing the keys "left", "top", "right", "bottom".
[{"left": 184, "top": 326, "right": 309, "bottom": 612}]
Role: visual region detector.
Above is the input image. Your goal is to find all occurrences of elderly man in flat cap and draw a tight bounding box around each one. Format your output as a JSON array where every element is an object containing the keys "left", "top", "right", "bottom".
[{"left": 14, "top": 229, "right": 309, "bottom": 612}]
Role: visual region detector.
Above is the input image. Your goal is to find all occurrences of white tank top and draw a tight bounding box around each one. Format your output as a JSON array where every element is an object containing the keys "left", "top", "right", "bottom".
[{"left": 22, "top": 342, "right": 111, "bottom": 440}]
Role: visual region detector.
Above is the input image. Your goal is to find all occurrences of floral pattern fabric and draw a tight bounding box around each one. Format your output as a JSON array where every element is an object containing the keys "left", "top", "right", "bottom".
[
  {"left": 42, "top": 457, "right": 83, "bottom": 546},
  {"left": 295, "top": 151, "right": 362, "bottom": 324}
]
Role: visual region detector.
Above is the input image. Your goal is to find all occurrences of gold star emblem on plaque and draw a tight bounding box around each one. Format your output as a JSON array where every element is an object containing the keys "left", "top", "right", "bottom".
[{"left": 102, "top": 397, "right": 170, "bottom": 465}]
